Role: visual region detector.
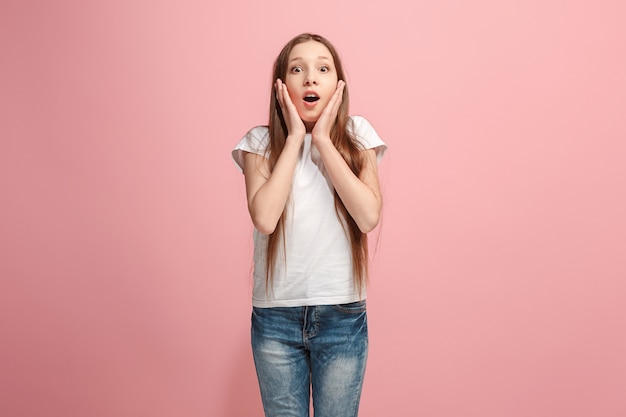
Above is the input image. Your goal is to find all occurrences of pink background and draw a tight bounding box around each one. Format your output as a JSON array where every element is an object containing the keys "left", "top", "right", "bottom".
[{"left": 2, "top": 1, "right": 625, "bottom": 416}]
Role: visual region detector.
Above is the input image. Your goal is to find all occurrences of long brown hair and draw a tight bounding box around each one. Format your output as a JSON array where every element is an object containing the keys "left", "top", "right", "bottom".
[{"left": 265, "top": 33, "right": 369, "bottom": 296}]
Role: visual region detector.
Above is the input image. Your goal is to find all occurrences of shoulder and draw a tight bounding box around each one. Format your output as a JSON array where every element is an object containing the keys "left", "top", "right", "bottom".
[
  {"left": 348, "top": 115, "right": 380, "bottom": 143},
  {"left": 244, "top": 125, "right": 270, "bottom": 147},
  {"left": 231, "top": 125, "right": 270, "bottom": 172},
  {"left": 349, "top": 116, "right": 388, "bottom": 162},
  {"left": 349, "top": 115, "right": 372, "bottom": 130}
]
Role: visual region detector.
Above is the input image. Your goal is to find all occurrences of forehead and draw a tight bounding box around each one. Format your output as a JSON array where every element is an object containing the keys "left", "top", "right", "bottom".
[{"left": 288, "top": 41, "right": 334, "bottom": 62}]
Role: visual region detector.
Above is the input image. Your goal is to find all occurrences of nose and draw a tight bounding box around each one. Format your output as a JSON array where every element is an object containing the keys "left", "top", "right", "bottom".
[{"left": 304, "top": 73, "right": 318, "bottom": 85}]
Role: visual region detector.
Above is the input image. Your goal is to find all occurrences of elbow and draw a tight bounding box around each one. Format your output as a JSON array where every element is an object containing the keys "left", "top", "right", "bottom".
[
  {"left": 359, "top": 221, "right": 378, "bottom": 234},
  {"left": 248, "top": 199, "right": 285, "bottom": 234},
  {"left": 357, "top": 211, "right": 381, "bottom": 234},
  {"left": 249, "top": 210, "right": 278, "bottom": 235},
  {"left": 354, "top": 192, "right": 382, "bottom": 234},
  {"left": 254, "top": 221, "right": 276, "bottom": 235}
]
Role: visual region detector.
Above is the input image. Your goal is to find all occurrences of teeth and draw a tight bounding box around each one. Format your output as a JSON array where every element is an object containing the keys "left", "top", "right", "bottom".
[{"left": 304, "top": 95, "right": 319, "bottom": 102}]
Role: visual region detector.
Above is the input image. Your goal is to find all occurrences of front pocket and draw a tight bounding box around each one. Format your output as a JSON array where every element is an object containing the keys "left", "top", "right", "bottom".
[{"left": 333, "top": 300, "right": 366, "bottom": 314}]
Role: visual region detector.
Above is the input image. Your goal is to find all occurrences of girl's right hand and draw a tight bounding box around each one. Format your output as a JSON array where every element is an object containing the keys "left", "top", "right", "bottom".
[{"left": 275, "top": 79, "right": 306, "bottom": 139}]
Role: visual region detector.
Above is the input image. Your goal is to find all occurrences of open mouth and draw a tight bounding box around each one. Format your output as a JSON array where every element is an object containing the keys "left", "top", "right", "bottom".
[{"left": 303, "top": 94, "right": 320, "bottom": 103}]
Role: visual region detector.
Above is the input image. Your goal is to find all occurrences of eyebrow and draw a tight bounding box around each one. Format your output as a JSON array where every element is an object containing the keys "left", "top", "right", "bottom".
[{"left": 288, "top": 56, "right": 332, "bottom": 63}]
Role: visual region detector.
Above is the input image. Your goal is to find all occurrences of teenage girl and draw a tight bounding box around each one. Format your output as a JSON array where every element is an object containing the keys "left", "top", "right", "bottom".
[{"left": 232, "top": 33, "right": 387, "bottom": 417}]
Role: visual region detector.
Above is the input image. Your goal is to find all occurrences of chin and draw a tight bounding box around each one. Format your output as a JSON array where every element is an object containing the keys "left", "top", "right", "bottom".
[
  {"left": 302, "top": 113, "right": 320, "bottom": 123},
  {"left": 298, "top": 113, "right": 317, "bottom": 124}
]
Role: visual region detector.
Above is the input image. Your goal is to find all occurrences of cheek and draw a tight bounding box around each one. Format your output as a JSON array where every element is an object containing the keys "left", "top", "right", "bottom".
[
  {"left": 284, "top": 83, "right": 299, "bottom": 103},
  {"left": 287, "top": 89, "right": 300, "bottom": 104},
  {"left": 284, "top": 77, "right": 299, "bottom": 98}
]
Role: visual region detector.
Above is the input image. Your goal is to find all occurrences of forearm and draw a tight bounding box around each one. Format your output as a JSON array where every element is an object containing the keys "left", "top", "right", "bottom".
[
  {"left": 314, "top": 139, "right": 382, "bottom": 233},
  {"left": 246, "top": 136, "right": 303, "bottom": 234}
]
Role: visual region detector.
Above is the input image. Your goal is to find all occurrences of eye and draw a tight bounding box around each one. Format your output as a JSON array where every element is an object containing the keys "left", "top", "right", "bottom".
[
  {"left": 290, "top": 66, "right": 303, "bottom": 73},
  {"left": 319, "top": 65, "right": 330, "bottom": 73}
]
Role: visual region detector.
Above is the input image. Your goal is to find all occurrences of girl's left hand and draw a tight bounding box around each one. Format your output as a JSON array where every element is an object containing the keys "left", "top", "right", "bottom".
[{"left": 311, "top": 80, "right": 345, "bottom": 143}]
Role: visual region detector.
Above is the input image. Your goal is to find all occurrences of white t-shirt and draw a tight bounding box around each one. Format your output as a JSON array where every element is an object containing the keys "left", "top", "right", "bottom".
[{"left": 232, "top": 116, "right": 387, "bottom": 307}]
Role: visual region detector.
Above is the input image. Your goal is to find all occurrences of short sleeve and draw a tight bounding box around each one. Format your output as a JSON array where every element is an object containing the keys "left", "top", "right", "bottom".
[
  {"left": 231, "top": 126, "right": 270, "bottom": 172},
  {"left": 350, "top": 116, "right": 387, "bottom": 164}
]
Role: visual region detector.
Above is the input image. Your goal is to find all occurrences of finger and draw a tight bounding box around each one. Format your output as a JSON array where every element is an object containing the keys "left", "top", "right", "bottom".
[
  {"left": 281, "top": 82, "right": 293, "bottom": 106},
  {"left": 320, "top": 80, "right": 344, "bottom": 121},
  {"left": 275, "top": 79, "right": 281, "bottom": 106},
  {"left": 330, "top": 80, "right": 345, "bottom": 113},
  {"left": 276, "top": 79, "right": 285, "bottom": 109},
  {"left": 321, "top": 81, "right": 343, "bottom": 117},
  {"left": 282, "top": 84, "right": 299, "bottom": 117}
]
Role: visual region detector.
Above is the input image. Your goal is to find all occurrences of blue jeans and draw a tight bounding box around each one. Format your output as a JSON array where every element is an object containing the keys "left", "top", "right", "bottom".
[{"left": 251, "top": 301, "right": 369, "bottom": 417}]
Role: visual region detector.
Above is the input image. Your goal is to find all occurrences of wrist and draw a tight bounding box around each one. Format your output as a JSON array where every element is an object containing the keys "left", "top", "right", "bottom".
[
  {"left": 311, "top": 133, "right": 332, "bottom": 145},
  {"left": 286, "top": 133, "right": 305, "bottom": 145}
]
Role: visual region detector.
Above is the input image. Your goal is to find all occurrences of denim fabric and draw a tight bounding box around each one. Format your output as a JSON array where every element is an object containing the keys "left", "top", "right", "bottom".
[{"left": 251, "top": 301, "right": 368, "bottom": 417}]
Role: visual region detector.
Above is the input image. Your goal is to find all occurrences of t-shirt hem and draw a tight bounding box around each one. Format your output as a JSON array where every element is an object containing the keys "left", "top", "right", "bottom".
[{"left": 252, "top": 294, "right": 366, "bottom": 308}]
